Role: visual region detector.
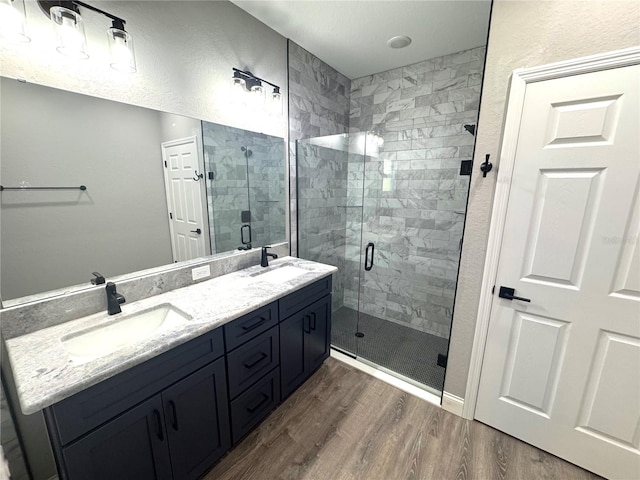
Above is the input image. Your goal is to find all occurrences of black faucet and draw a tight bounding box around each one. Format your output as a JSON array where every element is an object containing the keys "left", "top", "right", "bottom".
[
  {"left": 261, "top": 246, "right": 278, "bottom": 267},
  {"left": 106, "top": 282, "right": 126, "bottom": 315},
  {"left": 91, "top": 271, "right": 105, "bottom": 285}
]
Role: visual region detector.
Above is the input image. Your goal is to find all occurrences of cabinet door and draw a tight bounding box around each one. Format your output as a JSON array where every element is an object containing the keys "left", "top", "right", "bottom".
[
  {"left": 307, "top": 295, "right": 331, "bottom": 373},
  {"left": 162, "top": 357, "right": 230, "bottom": 480},
  {"left": 63, "top": 395, "right": 172, "bottom": 480},
  {"left": 279, "top": 312, "right": 308, "bottom": 399}
]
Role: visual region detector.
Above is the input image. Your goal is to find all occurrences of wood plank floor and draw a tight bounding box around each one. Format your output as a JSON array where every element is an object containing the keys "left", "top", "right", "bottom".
[{"left": 204, "top": 358, "right": 601, "bottom": 480}]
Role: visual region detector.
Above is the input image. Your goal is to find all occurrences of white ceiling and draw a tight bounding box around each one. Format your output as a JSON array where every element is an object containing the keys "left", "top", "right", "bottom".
[{"left": 230, "top": 0, "right": 492, "bottom": 79}]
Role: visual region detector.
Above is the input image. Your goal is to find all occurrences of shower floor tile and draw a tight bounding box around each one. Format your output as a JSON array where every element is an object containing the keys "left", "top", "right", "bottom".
[{"left": 331, "top": 306, "right": 448, "bottom": 393}]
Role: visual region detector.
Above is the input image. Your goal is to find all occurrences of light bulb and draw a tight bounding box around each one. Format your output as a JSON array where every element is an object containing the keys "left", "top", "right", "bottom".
[
  {"left": 50, "top": 6, "right": 88, "bottom": 59},
  {"left": 0, "top": 0, "right": 30, "bottom": 43},
  {"left": 108, "top": 27, "right": 136, "bottom": 72},
  {"left": 270, "top": 89, "right": 282, "bottom": 116},
  {"left": 250, "top": 84, "right": 265, "bottom": 109}
]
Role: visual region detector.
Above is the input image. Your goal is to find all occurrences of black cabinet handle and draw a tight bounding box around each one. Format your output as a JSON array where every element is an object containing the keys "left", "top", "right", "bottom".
[
  {"left": 498, "top": 286, "right": 531, "bottom": 302},
  {"left": 168, "top": 400, "right": 178, "bottom": 431},
  {"left": 243, "top": 352, "right": 268, "bottom": 369},
  {"left": 241, "top": 317, "right": 266, "bottom": 332},
  {"left": 364, "top": 242, "right": 375, "bottom": 271},
  {"left": 304, "top": 315, "right": 311, "bottom": 334},
  {"left": 310, "top": 312, "right": 316, "bottom": 331},
  {"left": 246, "top": 394, "right": 268, "bottom": 413},
  {"left": 153, "top": 409, "right": 164, "bottom": 441}
]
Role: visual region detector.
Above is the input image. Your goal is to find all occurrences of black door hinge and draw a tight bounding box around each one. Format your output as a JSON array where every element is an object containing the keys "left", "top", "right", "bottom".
[
  {"left": 492, "top": 285, "right": 495, "bottom": 294},
  {"left": 169, "top": 212, "right": 173, "bottom": 219},
  {"left": 164, "top": 160, "right": 167, "bottom": 167}
]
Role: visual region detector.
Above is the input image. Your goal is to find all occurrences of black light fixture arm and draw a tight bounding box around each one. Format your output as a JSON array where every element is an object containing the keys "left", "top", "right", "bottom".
[
  {"left": 73, "top": 0, "right": 126, "bottom": 29},
  {"left": 232, "top": 68, "right": 280, "bottom": 92}
]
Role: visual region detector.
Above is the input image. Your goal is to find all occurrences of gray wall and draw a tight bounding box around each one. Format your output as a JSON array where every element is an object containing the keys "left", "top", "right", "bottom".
[
  {"left": 1, "top": 78, "right": 173, "bottom": 300},
  {"left": 347, "top": 47, "right": 485, "bottom": 338},
  {"left": 445, "top": 0, "right": 640, "bottom": 399}
]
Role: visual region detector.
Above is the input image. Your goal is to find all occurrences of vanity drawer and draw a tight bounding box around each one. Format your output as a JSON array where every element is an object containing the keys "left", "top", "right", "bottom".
[
  {"left": 224, "top": 302, "right": 278, "bottom": 351},
  {"left": 230, "top": 367, "right": 280, "bottom": 444},
  {"left": 227, "top": 326, "right": 279, "bottom": 399},
  {"left": 279, "top": 276, "right": 332, "bottom": 320},
  {"left": 49, "top": 328, "right": 224, "bottom": 445}
]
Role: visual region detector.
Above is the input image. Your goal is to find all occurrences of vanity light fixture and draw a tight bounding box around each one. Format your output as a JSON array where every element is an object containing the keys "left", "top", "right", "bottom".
[
  {"left": 0, "top": 0, "right": 31, "bottom": 43},
  {"left": 37, "top": 0, "right": 136, "bottom": 72},
  {"left": 231, "top": 68, "right": 282, "bottom": 116}
]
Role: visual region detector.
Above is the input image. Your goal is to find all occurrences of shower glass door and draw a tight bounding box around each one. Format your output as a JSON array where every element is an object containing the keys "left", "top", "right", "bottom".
[
  {"left": 297, "top": 130, "right": 464, "bottom": 395},
  {"left": 354, "top": 134, "right": 450, "bottom": 393}
]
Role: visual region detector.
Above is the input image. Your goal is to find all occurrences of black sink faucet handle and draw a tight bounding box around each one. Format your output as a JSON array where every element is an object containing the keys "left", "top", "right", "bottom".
[
  {"left": 91, "top": 272, "right": 106, "bottom": 285},
  {"left": 261, "top": 246, "right": 278, "bottom": 267},
  {"left": 106, "top": 282, "right": 126, "bottom": 315}
]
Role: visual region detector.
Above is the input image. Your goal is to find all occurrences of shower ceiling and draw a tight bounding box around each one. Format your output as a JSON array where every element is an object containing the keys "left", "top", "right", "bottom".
[{"left": 230, "top": 0, "right": 491, "bottom": 79}]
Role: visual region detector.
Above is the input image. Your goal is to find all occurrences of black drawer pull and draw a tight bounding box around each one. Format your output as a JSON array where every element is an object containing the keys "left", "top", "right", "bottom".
[
  {"left": 310, "top": 312, "right": 317, "bottom": 331},
  {"left": 246, "top": 393, "right": 269, "bottom": 413},
  {"left": 243, "top": 352, "right": 268, "bottom": 369},
  {"left": 304, "top": 315, "right": 311, "bottom": 334},
  {"left": 168, "top": 400, "right": 178, "bottom": 431},
  {"left": 241, "top": 317, "right": 267, "bottom": 332},
  {"left": 153, "top": 409, "right": 164, "bottom": 441}
]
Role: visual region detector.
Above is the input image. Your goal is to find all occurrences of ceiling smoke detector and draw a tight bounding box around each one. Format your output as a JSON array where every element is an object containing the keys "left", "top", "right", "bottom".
[{"left": 387, "top": 35, "right": 412, "bottom": 49}]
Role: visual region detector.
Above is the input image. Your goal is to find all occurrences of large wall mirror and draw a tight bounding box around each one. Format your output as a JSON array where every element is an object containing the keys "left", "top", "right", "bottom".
[{"left": 0, "top": 77, "right": 286, "bottom": 303}]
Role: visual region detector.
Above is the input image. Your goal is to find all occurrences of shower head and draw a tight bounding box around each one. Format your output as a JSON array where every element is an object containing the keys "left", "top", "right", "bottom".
[{"left": 464, "top": 124, "right": 476, "bottom": 136}]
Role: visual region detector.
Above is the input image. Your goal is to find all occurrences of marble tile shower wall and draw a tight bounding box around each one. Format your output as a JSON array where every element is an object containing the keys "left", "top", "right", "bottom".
[
  {"left": 202, "top": 123, "right": 285, "bottom": 253},
  {"left": 288, "top": 41, "right": 351, "bottom": 260},
  {"left": 296, "top": 141, "right": 349, "bottom": 310},
  {"left": 345, "top": 46, "right": 486, "bottom": 338}
]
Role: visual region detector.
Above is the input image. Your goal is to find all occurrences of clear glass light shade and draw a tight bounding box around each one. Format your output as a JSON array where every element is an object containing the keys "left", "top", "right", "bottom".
[
  {"left": 250, "top": 84, "right": 265, "bottom": 108},
  {"left": 108, "top": 28, "right": 136, "bottom": 73},
  {"left": 269, "top": 90, "right": 282, "bottom": 116},
  {"left": 0, "top": 0, "right": 30, "bottom": 43},
  {"left": 50, "top": 6, "right": 88, "bottom": 59}
]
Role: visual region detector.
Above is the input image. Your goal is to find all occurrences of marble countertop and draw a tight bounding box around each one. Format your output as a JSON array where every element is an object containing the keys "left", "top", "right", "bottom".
[{"left": 6, "top": 257, "right": 337, "bottom": 415}]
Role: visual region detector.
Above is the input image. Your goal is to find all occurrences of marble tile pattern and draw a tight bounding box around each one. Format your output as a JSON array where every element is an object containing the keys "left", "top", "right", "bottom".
[
  {"left": 296, "top": 139, "right": 350, "bottom": 312},
  {"left": 5, "top": 257, "right": 336, "bottom": 415},
  {"left": 201, "top": 123, "right": 285, "bottom": 253},
  {"left": 344, "top": 46, "right": 486, "bottom": 338},
  {"left": 288, "top": 41, "right": 351, "bottom": 257},
  {"left": 0, "top": 243, "right": 290, "bottom": 340}
]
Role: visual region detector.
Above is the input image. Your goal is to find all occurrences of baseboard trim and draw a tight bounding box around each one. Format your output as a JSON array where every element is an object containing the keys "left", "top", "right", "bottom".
[{"left": 441, "top": 392, "right": 464, "bottom": 417}]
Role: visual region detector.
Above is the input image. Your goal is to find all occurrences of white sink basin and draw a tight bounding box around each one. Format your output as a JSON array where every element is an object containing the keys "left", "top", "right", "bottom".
[
  {"left": 251, "top": 264, "right": 309, "bottom": 283},
  {"left": 61, "top": 304, "right": 191, "bottom": 364}
]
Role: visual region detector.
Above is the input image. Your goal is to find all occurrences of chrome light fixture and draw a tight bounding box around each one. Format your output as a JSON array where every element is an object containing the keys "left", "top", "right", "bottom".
[
  {"left": 0, "top": 0, "right": 31, "bottom": 43},
  {"left": 38, "top": 1, "right": 136, "bottom": 72},
  {"left": 231, "top": 68, "right": 282, "bottom": 115}
]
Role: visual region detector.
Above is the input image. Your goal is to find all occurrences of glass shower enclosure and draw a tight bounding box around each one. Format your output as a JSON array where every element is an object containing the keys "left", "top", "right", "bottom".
[{"left": 297, "top": 132, "right": 469, "bottom": 395}]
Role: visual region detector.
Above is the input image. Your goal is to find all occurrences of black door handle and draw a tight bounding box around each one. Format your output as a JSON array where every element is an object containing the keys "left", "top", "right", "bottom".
[
  {"left": 241, "top": 224, "right": 252, "bottom": 245},
  {"left": 168, "top": 400, "right": 178, "bottom": 430},
  {"left": 364, "top": 242, "right": 375, "bottom": 271},
  {"left": 190, "top": 228, "right": 202, "bottom": 234},
  {"left": 498, "top": 286, "right": 531, "bottom": 302},
  {"left": 153, "top": 409, "right": 164, "bottom": 441}
]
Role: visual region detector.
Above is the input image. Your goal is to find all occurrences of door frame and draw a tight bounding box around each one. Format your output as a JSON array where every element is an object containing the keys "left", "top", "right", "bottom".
[
  {"left": 160, "top": 135, "right": 211, "bottom": 262},
  {"left": 462, "top": 46, "right": 640, "bottom": 420}
]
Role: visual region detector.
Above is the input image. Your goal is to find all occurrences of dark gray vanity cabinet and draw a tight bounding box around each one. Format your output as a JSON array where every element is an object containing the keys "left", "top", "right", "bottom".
[
  {"left": 279, "top": 278, "right": 332, "bottom": 399},
  {"left": 44, "top": 330, "right": 230, "bottom": 480},
  {"left": 44, "top": 275, "right": 332, "bottom": 480}
]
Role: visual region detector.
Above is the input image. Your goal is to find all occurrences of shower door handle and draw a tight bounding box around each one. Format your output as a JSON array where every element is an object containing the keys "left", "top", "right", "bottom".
[
  {"left": 364, "top": 242, "right": 375, "bottom": 271},
  {"left": 241, "top": 224, "right": 252, "bottom": 245}
]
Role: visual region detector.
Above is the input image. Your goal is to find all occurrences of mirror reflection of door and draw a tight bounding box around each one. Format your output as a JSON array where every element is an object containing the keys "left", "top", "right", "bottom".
[{"left": 161, "top": 137, "right": 209, "bottom": 262}]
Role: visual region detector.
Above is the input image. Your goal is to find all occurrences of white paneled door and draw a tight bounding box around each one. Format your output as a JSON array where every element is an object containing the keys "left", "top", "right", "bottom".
[
  {"left": 475, "top": 64, "right": 640, "bottom": 479},
  {"left": 161, "top": 137, "right": 208, "bottom": 263}
]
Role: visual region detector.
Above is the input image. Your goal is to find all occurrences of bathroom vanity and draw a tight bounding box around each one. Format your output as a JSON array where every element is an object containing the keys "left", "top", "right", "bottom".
[{"left": 4, "top": 258, "right": 335, "bottom": 480}]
